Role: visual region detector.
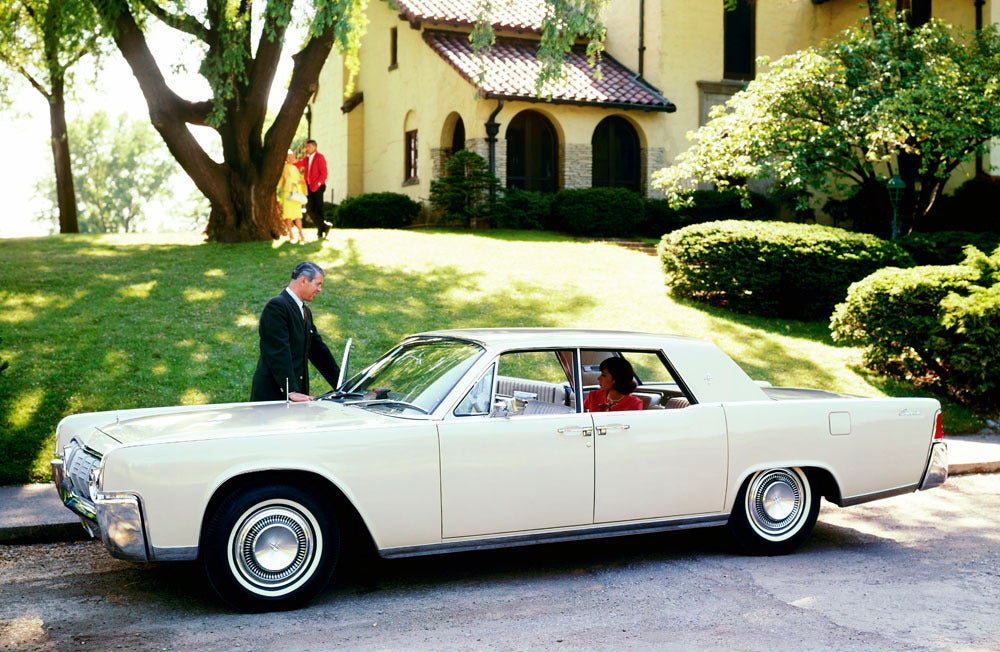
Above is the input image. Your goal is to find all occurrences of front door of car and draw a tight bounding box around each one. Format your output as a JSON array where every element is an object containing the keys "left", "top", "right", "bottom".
[
  {"left": 437, "top": 349, "right": 594, "bottom": 539},
  {"left": 438, "top": 412, "right": 595, "bottom": 538},
  {"left": 590, "top": 405, "right": 728, "bottom": 522}
]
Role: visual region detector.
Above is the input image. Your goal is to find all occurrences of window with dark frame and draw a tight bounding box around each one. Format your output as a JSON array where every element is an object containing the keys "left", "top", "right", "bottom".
[
  {"left": 404, "top": 130, "right": 418, "bottom": 182},
  {"left": 897, "top": 0, "right": 931, "bottom": 27},
  {"left": 389, "top": 27, "right": 398, "bottom": 69},
  {"left": 723, "top": 0, "right": 755, "bottom": 81}
]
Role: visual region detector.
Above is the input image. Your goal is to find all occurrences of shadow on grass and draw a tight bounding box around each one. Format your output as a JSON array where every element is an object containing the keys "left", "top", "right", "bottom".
[{"left": 0, "top": 235, "right": 595, "bottom": 485}]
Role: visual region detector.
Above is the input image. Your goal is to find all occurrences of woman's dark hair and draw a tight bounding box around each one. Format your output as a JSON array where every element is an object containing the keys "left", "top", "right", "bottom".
[{"left": 600, "top": 357, "right": 637, "bottom": 395}]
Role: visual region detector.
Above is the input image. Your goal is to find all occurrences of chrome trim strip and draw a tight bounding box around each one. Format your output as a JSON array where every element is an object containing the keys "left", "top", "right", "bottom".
[
  {"left": 919, "top": 442, "right": 948, "bottom": 491},
  {"left": 151, "top": 545, "right": 199, "bottom": 561},
  {"left": 379, "top": 514, "right": 729, "bottom": 559},
  {"left": 839, "top": 483, "right": 918, "bottom": 507}
]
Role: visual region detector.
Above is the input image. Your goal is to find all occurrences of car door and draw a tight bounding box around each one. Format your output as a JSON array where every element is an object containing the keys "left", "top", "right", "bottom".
[
  {"left": 437, "top": 351, "right": 595, "bottom": 539},
  {"left": 587, "top": 350, "right": 728, "bottom": 523}
]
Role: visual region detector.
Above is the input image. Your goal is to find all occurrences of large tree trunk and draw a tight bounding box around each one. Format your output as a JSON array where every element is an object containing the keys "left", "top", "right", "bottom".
[
  {"left": 205, "top": 168, "right": 283, "bottom": 243},
  {"left": 47, "top": 74, "right": 79, "bottom": 233}
]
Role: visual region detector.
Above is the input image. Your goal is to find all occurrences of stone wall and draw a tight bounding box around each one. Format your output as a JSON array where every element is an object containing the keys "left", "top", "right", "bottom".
[
  {"left": 642, "top": 147, "right": 667, "bottom": 198},
  {"left": 561, "top": 143, "right": 592, "bottom": 190}
]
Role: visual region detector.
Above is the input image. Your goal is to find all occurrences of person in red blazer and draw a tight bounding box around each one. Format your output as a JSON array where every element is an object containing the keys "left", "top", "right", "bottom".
[{"left": 294, "top": 139, "right": 329, "bottom": 238}]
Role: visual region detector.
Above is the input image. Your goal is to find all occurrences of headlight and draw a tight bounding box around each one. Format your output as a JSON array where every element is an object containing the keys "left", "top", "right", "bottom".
[{"left": 88, "top": 464, "right": 104, "bottom": 503}]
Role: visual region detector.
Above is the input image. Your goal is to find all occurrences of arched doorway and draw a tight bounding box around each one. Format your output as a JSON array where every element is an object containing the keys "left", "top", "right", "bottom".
[
  {"left": 592, "top": 116, "right": 640, "bottom": 192},
  {"left": 506, "top": 110, "right": 558, "bottom": 192},
  {"left": 451, "top": 117, "right": 465, "bottom": 153}
]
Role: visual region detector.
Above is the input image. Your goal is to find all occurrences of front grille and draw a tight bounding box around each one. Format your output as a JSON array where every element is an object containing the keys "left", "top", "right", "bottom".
[{"left": 65, "top": 440, "right": 101, "bottom": 505}]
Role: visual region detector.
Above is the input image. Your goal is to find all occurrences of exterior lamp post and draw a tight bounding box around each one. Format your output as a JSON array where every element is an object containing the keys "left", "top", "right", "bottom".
[{"left": 887, "top": 174, "right": 905, "bottom": 240}]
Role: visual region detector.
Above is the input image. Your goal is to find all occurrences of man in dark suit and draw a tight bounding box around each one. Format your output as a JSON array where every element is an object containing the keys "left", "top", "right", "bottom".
[
  {"left": 250, "top": 261, "right": 340, "bottom": 402},
  {"left": 294, "top": 139, "right": 331, "bottom": 239}
]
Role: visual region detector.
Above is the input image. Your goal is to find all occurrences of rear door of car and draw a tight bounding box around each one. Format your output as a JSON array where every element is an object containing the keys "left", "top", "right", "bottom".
[{"left": 588, "top": 350, "right": 728, "bottom": 522}]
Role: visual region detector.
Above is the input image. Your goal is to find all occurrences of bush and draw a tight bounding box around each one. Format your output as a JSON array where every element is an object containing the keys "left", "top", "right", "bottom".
[
  {"left": 642, "top": 189, "right": 777, "bottom": 238},
  {"left": 550, "top": 188, "right": 644, "bottom": 237},
  {"left": 429, "top": 150, "right": 500, "bottom": 227},
  {"left": 492, "top": 188, "right": 554, "bottom": 230},
  {"left": 897, "top": 231, "right": 1000, "bottom": 265},
  {"left": 335, "top": 192, "right": 421, "bottom": 229},
  {"left": 830, "top": 247, "right": 1000, "bottom": 408},
  {"left": 659, "top": 220, "right": 913, "bottom": 319}
]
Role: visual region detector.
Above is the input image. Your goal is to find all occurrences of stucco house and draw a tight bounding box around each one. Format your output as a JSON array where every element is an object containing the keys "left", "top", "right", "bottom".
[{"left": 310, "top": 0, "right": 996, "bottom": 204}]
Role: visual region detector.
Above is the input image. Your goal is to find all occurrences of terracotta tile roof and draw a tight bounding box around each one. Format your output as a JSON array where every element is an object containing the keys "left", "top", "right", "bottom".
[
  {"left": 423, "top": 31, "right": 675, "bottom": 111},
  {"left": 397, "top": 0, "right": 548, "bottom": 32}
]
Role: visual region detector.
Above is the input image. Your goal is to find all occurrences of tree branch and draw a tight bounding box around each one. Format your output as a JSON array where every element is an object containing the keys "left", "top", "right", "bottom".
[
  {"left": 93, "top": 0, "right": 226, "bottom": 203},
  {"left": 245, "top": 0, "right": 295, "bottom": 146},
  {"left": 261, "top": 20, "right": 337, "bottom": 181},
  {"left": 134, "top": 0, "right": 209, "bottom": 41}
]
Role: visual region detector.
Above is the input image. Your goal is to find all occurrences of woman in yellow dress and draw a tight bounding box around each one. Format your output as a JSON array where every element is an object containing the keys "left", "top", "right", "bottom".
[{"left": 278, "top": 150, "right": 308, "bottom": 243}]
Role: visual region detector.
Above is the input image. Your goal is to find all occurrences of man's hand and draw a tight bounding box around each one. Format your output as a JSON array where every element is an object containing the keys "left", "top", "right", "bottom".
[{"left": 288, "top": 392, "right": 313, "bottom": 402}]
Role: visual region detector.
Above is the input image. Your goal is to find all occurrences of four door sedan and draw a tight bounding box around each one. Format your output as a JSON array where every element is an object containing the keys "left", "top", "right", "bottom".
[{"left": 51, "top": 329, "right": 948, "bottom": 611}]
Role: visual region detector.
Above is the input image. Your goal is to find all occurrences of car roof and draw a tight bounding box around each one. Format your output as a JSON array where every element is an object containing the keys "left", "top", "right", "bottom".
[{"left": 411, "top": 328, "right": 702, "bottom": 350}]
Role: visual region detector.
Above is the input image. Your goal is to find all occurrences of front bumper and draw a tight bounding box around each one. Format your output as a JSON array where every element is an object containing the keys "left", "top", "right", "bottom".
[
  {"left": 51, "top": 457, "right": 149, "bottom": 562},
  {"left": 919, "top": 441, "right": 948, "bottom": 491}
]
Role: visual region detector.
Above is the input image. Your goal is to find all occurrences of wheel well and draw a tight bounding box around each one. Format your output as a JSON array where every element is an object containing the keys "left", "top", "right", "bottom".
[
  {"left": 199, "top": 470, "right": 377, "bottom": 557},
  {"left": 804, "top": 467, "right": 842, "bottom": 505}
]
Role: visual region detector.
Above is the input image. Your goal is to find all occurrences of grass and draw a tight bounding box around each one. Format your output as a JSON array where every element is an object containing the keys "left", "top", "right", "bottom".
[{"left": 0, "top": 229, "right": 983, "bottom": 485}]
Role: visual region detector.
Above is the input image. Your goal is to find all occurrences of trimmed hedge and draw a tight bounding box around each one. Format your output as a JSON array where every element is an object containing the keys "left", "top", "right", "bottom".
[
  {"left": 659, "top": 220, "right": 914, "bottom": 319},
  {"left": 335, "top": 192, "right": 421, "bottom": 229},
  {"left": 830, "top": 247, "right": 1000, "bottom": 408},
  {"left": 897, "top": 231, "right": 1000, "bottom": 266},
  {"left": 492, "top": 188, "right": 555, "bottom": 230},
  {"left": 551, "top": 188, "right": 644, "bottom": 237}
]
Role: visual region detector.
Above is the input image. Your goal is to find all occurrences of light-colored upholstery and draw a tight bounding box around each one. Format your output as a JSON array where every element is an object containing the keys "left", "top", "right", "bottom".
[
  {"left": 496, "top": 376, "right": 569, "bottom": 405},
  {"left": 663, "top": 397, "right": 690, "bottom": 409}
]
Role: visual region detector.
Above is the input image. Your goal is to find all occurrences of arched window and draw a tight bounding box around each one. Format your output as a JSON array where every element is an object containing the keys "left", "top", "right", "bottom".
[
  {"left": 451, "top": 117, "right": 465, "bottom": 153},
  {"left": 506, "top": 110, "right": 558, "bottom": 192},
  {"left": 592, "top": 116, "right": 640, "bottom": 192}
]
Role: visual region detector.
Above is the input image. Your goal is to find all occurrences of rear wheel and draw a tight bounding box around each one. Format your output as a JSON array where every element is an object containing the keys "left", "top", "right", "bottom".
[
  {"left": 203, "top": 483, "right": 339, "bottom": 612},
  {"left": 728, "top": 467, "right": 819, "bottom": 555}
]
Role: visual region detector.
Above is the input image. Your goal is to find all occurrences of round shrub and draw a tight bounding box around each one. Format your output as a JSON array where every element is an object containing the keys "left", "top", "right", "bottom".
[
  {"left": 830, "top": 247, "right": 1000, "bottom": 408},
  {"left": 659, "top": 221, "right": 914, "bottom": 319},
  {"left": 897, "top": 231, "right": 1000, "bottom": 265},
  {"left": 335, "top": 192, "right": 421, "bottom": 229},
  {"left": 551, "top": 188, "right": 644, "bottom": 237}
]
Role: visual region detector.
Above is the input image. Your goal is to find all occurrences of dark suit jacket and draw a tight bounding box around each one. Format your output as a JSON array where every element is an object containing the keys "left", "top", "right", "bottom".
[{"left": 250, "top": 290, "right": 340, "bottom": 401}]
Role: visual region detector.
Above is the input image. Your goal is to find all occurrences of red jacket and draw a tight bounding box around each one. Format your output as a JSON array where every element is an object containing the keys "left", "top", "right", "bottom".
[{"left": 294, "top": 152, "right": 328, "bottom": 192}]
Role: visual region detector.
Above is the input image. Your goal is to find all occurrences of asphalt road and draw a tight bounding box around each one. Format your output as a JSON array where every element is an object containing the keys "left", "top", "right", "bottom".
[{"left": 2, "top": 474, "right": 998, "bottom": 652}]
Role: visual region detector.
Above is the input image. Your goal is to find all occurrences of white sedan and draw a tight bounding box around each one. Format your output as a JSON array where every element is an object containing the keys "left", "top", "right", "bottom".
[{"left": 51, "top": 329, "right": 948, "bottom": 611}]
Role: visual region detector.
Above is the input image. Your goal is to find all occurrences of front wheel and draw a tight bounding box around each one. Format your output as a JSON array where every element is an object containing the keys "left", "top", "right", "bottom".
[
  {"left": 203, "top": 484, "right": 339, "bottom": 612},
  {"left": 728, "top": 467, "right": 819, "bottom": 555}
]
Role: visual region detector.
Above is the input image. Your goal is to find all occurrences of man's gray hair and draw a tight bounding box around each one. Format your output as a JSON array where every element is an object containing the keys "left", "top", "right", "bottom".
[{"left": 291, "top": 261, "right": 324, "bottom": 281}]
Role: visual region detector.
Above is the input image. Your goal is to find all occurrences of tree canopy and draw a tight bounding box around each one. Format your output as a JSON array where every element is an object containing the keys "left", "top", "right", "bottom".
[{"left": 652, "top": 8, "right": 1000, "bottom": 235}]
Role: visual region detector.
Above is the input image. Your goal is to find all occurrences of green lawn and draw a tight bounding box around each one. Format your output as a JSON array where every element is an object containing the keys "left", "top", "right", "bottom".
[{"left": 0, "top": 229, "right": 981, "bottom": 485}]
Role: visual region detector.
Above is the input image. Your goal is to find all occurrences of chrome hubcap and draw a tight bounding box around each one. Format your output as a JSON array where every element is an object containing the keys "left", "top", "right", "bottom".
[
  {"left": 746, "top": 469, "right": 807, "bottom": 540},
  {"left": 233, "top": 506, "right": 316, "bottom": 590}
]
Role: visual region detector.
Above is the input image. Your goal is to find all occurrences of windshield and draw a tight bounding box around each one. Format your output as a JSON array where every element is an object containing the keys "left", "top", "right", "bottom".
[{"left": 341, "top": 338, "right": 484, "bottom": 415}]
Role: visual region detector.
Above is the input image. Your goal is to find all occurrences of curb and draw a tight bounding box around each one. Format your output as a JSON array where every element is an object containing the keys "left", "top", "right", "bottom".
[
  {"left": 0, "top": 521, "right": 90, "bottom": 545},
  {"left": 949, "top": 461, "right": 1000, "bottom": 476}
]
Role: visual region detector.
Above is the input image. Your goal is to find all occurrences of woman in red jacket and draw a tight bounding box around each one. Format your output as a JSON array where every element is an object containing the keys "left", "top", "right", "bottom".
[{"left": 584, "top": 357, "right": 644, "bottom": 412}]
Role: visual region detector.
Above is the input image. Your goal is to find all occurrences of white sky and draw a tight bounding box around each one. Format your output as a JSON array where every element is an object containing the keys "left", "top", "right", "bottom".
[{"left": 0, "top": 20, "right": 296, "bottom": 239}]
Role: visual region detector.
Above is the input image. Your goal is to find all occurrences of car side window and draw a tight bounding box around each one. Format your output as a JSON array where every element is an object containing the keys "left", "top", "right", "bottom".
[
  {"left": 454, "top": 364, "right": 496, "bottom": 416},
  {"left": 580, "top": 349, "right": 692, "bottom": 411},
  {"left": 494, "top": 350, "right": 576, "bottom": 416}
]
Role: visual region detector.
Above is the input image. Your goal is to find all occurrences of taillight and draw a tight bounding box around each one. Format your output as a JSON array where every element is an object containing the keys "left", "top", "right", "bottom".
[{"left": 934, "top": 411, "right": 944, "bottom": 440}]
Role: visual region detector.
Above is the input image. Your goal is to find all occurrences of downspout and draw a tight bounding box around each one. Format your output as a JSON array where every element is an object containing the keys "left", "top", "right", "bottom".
[
  {"left": 638, "top": 0, "right": 646, "bottom": 79},
  {"left": 485, "top": 99, "right": 504, "bottom": 201},
  {"left": 975, "top": 0, "right": 985, "bottom": 176}
]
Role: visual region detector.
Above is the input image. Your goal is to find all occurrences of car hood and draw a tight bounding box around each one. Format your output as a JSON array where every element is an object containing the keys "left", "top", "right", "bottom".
[{"left": 89, "top": 400, "right": 396, "bottom": 448}]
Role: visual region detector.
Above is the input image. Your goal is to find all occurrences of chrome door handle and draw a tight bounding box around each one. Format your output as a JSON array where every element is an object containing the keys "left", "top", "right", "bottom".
[
  {"left": 557, "top": 426, "right": 593, "bottom": 437},
  {"left": 605, "top": 423, "right": 630, "bottom": 431}
]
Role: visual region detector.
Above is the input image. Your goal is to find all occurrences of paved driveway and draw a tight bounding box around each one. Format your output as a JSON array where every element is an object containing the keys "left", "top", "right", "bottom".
[{"left": 2, "top": 474, "right": 998, "bottom": 651}]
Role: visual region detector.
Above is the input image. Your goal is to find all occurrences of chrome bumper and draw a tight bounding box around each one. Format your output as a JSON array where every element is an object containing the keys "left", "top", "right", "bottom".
[
  {"left": 51, "top": 458, "right": 149, "bottom": 562},
  {"left": 919, "top": 441, "right": 948, "bottom": 491}
]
